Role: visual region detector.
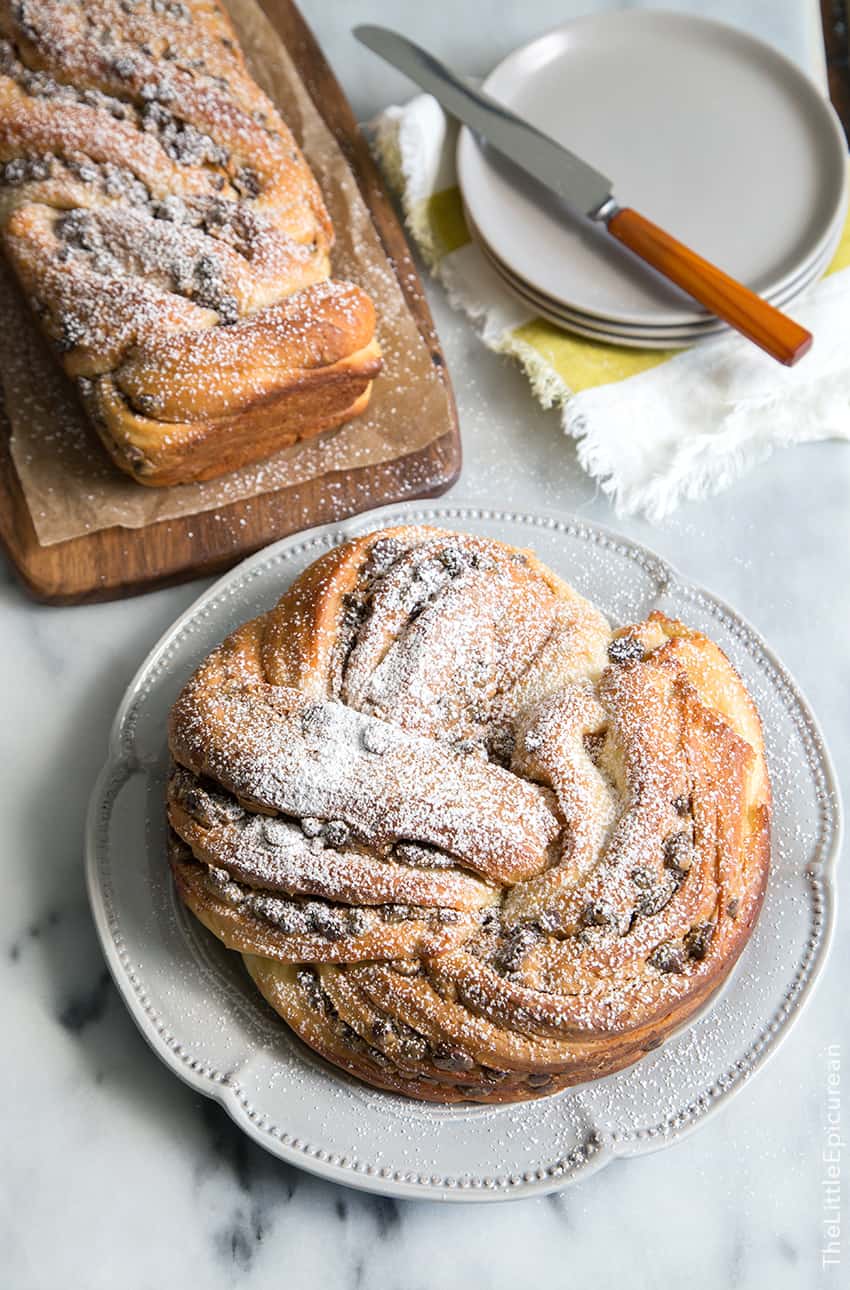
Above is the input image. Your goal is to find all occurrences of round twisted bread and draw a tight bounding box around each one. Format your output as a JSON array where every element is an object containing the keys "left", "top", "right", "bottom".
[
  {"left": 0, "top": 1, "right": 381, "bottom": 484},
  {"left": 167, "top": 526, "right": 771, "bottom": 1103}
]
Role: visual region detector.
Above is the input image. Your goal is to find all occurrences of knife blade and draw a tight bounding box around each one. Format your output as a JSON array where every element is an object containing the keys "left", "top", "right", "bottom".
[
  {"left": 355, "top": 24, "right": 614, "bottom": 220},
  {"left": 354, "top": 24, "right": 813, "bottom": 366}
]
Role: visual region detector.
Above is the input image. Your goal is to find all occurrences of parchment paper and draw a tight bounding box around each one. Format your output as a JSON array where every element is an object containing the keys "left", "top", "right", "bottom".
[{"left": 0, "top": 0, "right": 451, "bottom": 546}]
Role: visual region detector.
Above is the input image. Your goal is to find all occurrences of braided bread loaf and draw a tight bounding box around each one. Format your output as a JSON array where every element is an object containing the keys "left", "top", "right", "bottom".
[
  {"left": 167, "top": 526, "right": 771, "bottom": 1102},
  {"left": 0, "top": 0, "right": 381, "bottom": 485}
]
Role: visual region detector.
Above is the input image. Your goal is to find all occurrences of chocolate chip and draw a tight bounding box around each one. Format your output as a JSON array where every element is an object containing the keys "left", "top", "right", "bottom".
[
  {"left": 536, "top": 908, "right": 561, "bottom": 933},
  {"left": 579, "top": 902, "right": 611, "bottom": 929},
  {"left": 526, "top": 1073, "right": 554, "bottom": 1089},
  {"left": 339, "top": 1022, "right": 360, "bottom": 1047},
  {"left": 437, "top": 545, "right": 469, "bottom": 576},
  {"left": 300, "top": 701, "right": 328, "bottom": 737},
  {"left": 234, "top": 166, "right": 260, "bottom": 198},
  {"left": 339, "top": 592, "right": 365, "bottom": 635},
  {"left": 323, "top": 820, "right": 350, "bottom": 849},
  {"left": 176, "top": 774, "right": 243, "bottom": 828},
  {"left": 395, "top": 841, "right": 453, "bottom": 869},
  {"left": 608, "top": 635, "right": 645, "bottom": 664},
  {"left": 57, "top": 315, "right": 87, "bottom": 352},
  {"left": 142, "top": 79, "right": 176, "bottom": 104},
  {"left": 306, "top": 903, "right": 345, "bottom": 941},
  {"left": 202, "top": 197, "right": 230, "bottom": 228},
  {"left": 672, "top": 794, "right": 692, "bottom": 817},
  {"left": 630, "top": 867, "right": 652, "bottom": 890},
  {"left": 663, "top": 830, "right": 693, "bottom": 874},
  {"left": 727, "top": 898, "right": 740, "bottom": 919},
  {"left": 112, "top": 56, "right": 136, "bottom": 79},
  {"left": 635, "top": 883, "right": 676, "bottom": 917},
  {"left": 193, "top": 252, "right": 220, "bottom": 293},
  {"left": 495, "top": 926, "right": 539, "bottom": 973},
  {"left": 684, "top": 922, "right": 714, "bottom": 961},
  {"left": 431, "top": 1043, "right": 474, "bottom": 1072},
  {"left": 365, "top": 536, "right": 403, "bottom": 576},
  {"left": 462, "top": 1084, "right": 491, "bottom": 1098},
  {"left": 2, "top": 158, "right": 28, "bottom": 185},
  {"left": 370, "top": 1016, "right": 394, "bottom": 1042},
  {"left": 153, "top": 194, "right": 187, "bottom": 222},
  {"left": 486, "top": 728, "right": 515, "bottom": 767},
  {"left": 167, "top": 256, "right": 194, "bottom": 295},
  {"left": 57, "top": 209, "right": 96, "bottom": 248},
  {"left": 251, "top": 896, "right": 306, "bottom": 936},
  {"left": 348, "top": 908, "right": 369, "bottom": 936},
  {"left": 648, "top": 942, "right": 686, "bottom": 974},
  {"left": 583, "top": 730, "right": 607, "bottom": 763},
  {"left": 11, "top": 4, "right": 38, "bottom": 42},
  {"left": 397, "top": 1032, "right": 428, "bottom": 1060},
  {"left": 214, "top": 295, "right": 239, "bottom": 326},
  {"left": 215, "top": 797, "right": 244, "bottom": 824}
]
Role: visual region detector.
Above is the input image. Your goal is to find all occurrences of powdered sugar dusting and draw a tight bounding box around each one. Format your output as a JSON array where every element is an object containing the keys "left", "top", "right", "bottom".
[
  {"left": 167, "top": 524, "right": 772, "bottom": 1103},
  {"left": 0, "top": 0, "right": 454, "bottom": 545}
]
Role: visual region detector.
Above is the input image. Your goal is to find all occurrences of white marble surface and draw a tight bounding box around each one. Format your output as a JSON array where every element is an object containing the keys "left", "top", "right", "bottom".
[{"left": 1, "top": 2, "right": 847, "bottom": 1287}]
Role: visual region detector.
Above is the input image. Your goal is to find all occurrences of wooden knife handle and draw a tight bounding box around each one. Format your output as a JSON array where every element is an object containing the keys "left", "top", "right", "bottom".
[{"left": 606, "top": 207, "right": 813, "bottom": 366}]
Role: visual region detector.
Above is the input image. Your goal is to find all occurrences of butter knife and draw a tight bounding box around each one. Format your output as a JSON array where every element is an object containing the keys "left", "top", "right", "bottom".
[{"left": 355, "top": 24, "right": 812, "bottom": 366}]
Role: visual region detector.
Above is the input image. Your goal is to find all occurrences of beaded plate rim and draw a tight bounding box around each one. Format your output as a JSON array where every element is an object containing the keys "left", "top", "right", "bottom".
[{"left": 85, "top": 501, "right": 841, "bottom": 1202}]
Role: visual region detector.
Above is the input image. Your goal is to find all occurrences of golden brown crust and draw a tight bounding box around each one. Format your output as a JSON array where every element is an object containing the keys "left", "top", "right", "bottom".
[
  {"left": 0, "top": 1, "right": 381, "bottom": 484},
  {"left": 167, "top": 526, "right": 771, "bottom": 1102}
]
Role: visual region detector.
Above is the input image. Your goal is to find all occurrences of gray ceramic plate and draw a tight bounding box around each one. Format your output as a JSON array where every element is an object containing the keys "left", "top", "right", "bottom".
[
  {"left": 86, "top": 503, "right": 841, "bottom": 1202},
  {"left": 471, "top": 209, "right": 843, "bottom": 348},
  {"left": 457, "top": 10, "right": 849, "bottom": 328}
]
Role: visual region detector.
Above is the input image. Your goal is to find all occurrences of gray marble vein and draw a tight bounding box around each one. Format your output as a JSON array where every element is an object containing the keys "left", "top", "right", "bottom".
[{"left": 0, "top": 2, "right": 847, "bottom": 1288}]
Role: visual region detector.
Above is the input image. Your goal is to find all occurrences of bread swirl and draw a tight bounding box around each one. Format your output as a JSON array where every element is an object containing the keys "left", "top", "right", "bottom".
[
  {"left": 167, "top": 526, "right": 771, "bottom": 1102},
  {"left": 0, "top": 1, "right": 381, "bottom": 485}
]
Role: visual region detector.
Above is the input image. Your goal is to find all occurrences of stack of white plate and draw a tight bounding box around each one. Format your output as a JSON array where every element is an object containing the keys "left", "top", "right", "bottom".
[{"left": 457, "top": 11, "right": 848, "bottom": 349}]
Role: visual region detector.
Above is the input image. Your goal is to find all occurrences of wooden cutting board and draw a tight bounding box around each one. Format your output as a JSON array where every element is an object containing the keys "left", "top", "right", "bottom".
[{"left": 0, "top": 0, "right": 460, "bottom": 605}]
